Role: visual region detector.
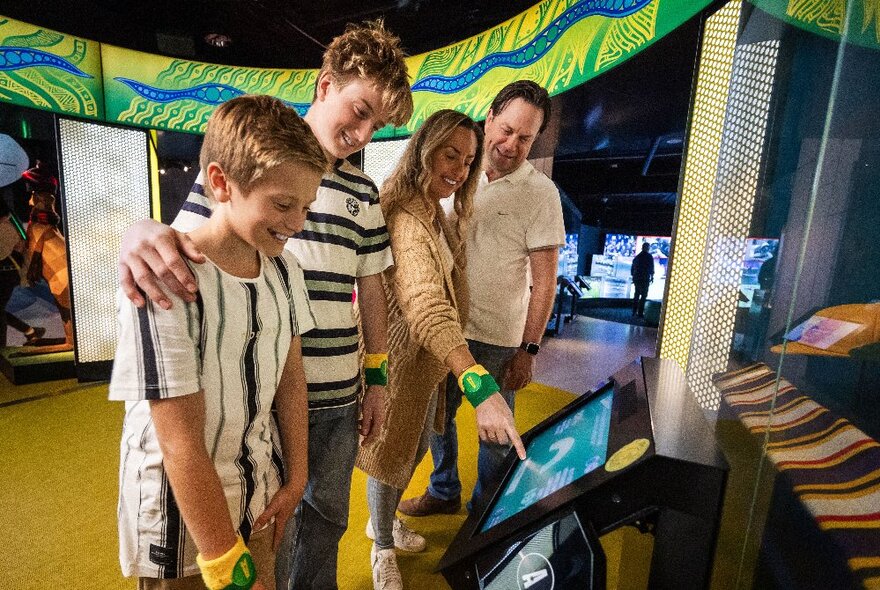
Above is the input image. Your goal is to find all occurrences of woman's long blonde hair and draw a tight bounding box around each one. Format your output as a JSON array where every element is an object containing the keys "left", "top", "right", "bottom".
[{"left": 380, "top": 109, "right": 484, "bottom": 255}]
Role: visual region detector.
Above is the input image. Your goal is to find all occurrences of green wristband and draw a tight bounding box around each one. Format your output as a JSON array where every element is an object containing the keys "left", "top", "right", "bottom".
[
  {"left": 463, "top": 373, "right": 500, "bottom": 408},
  {"left": 364, "top": 354, "right": 388, "bottom": 386},
  {"left": 224, "top": 553, "right": 256, "bottom": 590},
  {"left": 364, "top": 366, "right": 387, "bottom": 386},
  {"left": 196, "top": 536, "right": 256, "bottom": 590}
]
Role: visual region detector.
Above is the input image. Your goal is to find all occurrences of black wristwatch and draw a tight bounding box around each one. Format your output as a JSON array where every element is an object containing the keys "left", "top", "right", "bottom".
[{"left": 520, "top": 341, "right": 540, "bottom": 355}]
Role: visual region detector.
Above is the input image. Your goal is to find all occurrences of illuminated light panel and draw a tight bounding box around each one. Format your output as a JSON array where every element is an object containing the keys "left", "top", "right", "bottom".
[
  {"left": 686, "top": 38, "right": 780, "bottom": 409},
  {"left": 58, "top": 119, "right": 150, "bottom": 365},
  {"left": 363, "top": 138, "right": 410, "bottom": 191},
  {"left": 660, "top": 0, "right": 743, "bottom": 375}
]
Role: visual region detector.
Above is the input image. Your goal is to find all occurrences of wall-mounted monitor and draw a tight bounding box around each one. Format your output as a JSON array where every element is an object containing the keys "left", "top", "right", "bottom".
[
  {"left": 634, "top": 235, "right": 671, "bottom": 260},
  {"left": 558, "top": 233, "right": 580, "bottom": 277},
  {"left": 603, "top": 233, "right": 636, "bottom": 257}
]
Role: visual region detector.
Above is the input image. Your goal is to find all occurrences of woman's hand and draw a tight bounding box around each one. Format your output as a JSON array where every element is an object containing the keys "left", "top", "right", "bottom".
[
  {"left": 475, "top": 393, "right": 526, "bottom": 460},
  {"left": 360, "top": 384, "right": 386, "bottom": 446}
]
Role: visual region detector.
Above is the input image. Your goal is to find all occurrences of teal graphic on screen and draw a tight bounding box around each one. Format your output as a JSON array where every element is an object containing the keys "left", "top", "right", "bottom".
[{"left": 481, "top": 388, "right": 614, "bottom": 532}]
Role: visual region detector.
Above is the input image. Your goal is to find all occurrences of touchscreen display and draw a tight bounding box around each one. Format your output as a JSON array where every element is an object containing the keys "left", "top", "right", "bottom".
[{"left": 480, "top": 387, "right": 614, "bottom": 533}]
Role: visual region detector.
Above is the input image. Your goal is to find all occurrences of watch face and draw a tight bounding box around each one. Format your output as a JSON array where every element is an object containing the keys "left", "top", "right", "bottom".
[{"left": 522, "top": 342, "right": 539, "bottom": 355}]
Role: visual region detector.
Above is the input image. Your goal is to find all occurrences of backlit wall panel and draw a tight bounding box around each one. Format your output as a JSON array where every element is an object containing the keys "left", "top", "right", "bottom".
[
  {"left": 58, "top": 119, "right": 150, "bottom": 367},
  {"left": 685, "top": 39, "right": 779, "bottom": 409},
  {"left": 363, "top": 139, "right": 410, "bottom": 192},
  {"left": 660, "top": 1, "right": 742, "bottom": 377}
]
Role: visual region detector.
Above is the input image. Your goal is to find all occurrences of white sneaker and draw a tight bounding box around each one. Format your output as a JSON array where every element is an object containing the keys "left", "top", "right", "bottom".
[
  {"left": 371, "top": 543, "right": 403, "bottom": 590},
  {"left": 366, "top": 517, "right": 427, "bottom": 552}
]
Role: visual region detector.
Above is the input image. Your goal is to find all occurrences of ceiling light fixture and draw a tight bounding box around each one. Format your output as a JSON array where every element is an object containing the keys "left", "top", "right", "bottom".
[{"left": 204, "top": 33, "right": 232, "bottom": 48}]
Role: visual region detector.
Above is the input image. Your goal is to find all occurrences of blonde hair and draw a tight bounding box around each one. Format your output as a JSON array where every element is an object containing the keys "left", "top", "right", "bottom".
[
  {"left": 319, "top": 19, "right": 413, "bottom": 127},
  {"left": 200, "top": 94, "right": 328, "bottom": 198},
  {"left": 381, "top": 109, "right": 483, "bottom": 256}
]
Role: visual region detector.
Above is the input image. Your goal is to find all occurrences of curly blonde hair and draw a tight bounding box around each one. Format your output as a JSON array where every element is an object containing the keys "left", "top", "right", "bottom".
[
  {"left": 319, "top": 19, "right": 413, "bottom": 127},
  {"left": 200, "top": 95, "right": 328, "bottom": 198},
  {"left": 381, "top": 109, "right": 483, "bottom": 256}
]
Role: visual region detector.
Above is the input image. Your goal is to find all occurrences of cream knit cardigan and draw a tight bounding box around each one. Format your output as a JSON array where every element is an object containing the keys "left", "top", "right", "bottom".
[{"left": 356, "top": 195, "right": 469, "bottom": 490}]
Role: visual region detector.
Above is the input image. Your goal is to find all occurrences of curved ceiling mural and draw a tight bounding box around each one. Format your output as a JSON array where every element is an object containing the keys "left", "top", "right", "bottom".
[
  {"left": 1, "top": 0, "right": 877, "bottom": 137},
  {"left": 0, "top": 18, "right": 103, "bottom": 119}
]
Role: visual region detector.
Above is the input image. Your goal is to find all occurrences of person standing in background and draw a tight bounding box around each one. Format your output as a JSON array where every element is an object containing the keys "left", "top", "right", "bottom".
[{"left": 630, "top": 242, "right": 654, "bottom": 318}]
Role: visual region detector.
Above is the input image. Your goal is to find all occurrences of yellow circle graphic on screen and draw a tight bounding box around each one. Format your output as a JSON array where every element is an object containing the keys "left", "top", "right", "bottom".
[{"left": 605, "top": 438, "right": 650, "bottom": 472}]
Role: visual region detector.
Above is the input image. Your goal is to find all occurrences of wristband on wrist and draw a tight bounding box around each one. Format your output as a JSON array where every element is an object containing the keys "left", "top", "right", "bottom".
[
  {"left": 458, "top": 364, "right": 500, "bottom": 408},
  {"left": 364, "top": 353, "right": 388, "bottom": 386},
  {"left": 196, "top": 535, "right": 256, "bottom": 590}
]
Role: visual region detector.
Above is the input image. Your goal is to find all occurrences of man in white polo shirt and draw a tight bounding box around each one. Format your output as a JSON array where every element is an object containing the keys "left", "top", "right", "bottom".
[{"left": 400, "top": 80, "right": 565, "bottom": 516}]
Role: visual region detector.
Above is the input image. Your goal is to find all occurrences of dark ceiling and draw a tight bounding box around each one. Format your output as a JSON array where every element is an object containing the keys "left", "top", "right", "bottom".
[
  {"left": 552, "top": 16, "right": 701, "bottom": 232},
  {"left": 0, "top": 1, "right": 706, "bottom": 234},
  {"left": 0, "top": 0, "right": 538, "bottom": 68}
]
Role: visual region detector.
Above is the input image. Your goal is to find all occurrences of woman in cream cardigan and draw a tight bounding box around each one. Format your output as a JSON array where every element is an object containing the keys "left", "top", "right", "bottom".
[{"left": 356, "top": 109, "right": 526, "bottom": 589}]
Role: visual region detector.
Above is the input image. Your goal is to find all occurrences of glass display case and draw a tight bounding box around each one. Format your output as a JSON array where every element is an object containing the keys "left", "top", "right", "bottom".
[{"left": 661, "top": 2, "right": 880, "bottom": 588}]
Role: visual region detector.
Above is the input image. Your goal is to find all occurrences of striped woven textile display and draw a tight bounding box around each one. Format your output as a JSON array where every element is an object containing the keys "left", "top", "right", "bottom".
[{"left": 713, "top": 363, "right": 880, "bottom": 589}]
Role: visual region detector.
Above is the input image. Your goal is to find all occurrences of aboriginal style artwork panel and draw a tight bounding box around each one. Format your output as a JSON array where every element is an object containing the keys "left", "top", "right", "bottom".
[
  {"left": 0, "top": 18, "right": 103, "bottom": 119},
  {"left": 3, "top": 1, "right": 876, "bottom": 136}
]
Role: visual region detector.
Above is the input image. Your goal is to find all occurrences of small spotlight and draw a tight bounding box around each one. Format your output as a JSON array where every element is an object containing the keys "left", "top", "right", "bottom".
[
  {"left": 182, "top": 165, "right": 190, "bottom": 172},
  {"left": 159, "top": 168, "right": 166, "bottom": 175},
  {"left": 204, "top": 33, "right": 232, "bottom": 48}
]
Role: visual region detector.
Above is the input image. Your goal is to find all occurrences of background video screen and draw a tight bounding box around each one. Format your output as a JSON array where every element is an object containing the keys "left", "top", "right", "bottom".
[
  {"left": 603, "top": 233, "right": 635, "bottom": 257},
  {"left": 557, "top": 233, "right": 580, "bottom": 277},
  {"left": 480, "top": 387, "right": 614, "bottom": 532}
]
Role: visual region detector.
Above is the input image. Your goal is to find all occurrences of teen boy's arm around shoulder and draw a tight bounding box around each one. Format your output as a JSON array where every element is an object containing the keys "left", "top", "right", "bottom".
[
  {"left": 252, "top": 335, "right": 309, "bottom": 550},
  {"left": 119, "top": 218, "right": 204, "bottom": 310}
]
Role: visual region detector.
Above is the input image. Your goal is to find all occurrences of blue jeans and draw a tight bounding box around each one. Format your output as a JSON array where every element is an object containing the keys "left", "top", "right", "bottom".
[
  {"left": 367, "top": 391, "right": 438, "bottom": 549},
  {"left": 428, "top": 339, "right": 517, "bottom": 511},
  {"left": 276, "top": 403, "right": 359, "bottom": 590}
]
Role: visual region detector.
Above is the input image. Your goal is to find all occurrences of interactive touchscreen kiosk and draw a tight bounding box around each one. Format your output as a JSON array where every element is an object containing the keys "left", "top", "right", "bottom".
[
  {"left": 439, "top": 357, "right": 728, "bottom": 590},
  {"left": 480, "top": 387, "right": 614, "bottom": 533}
]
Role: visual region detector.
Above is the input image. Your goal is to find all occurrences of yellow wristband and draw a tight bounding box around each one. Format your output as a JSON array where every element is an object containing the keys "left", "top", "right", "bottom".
[
  {"left": 196, "top": 535, "right": 256, "bottom": 590},
  {"left": 364, "top": 353, "right": 388, "bottom": 370}
]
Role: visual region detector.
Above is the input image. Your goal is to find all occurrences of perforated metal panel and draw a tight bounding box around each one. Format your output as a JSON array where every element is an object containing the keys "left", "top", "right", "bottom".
[
  {"left": 58, "top": 119, "right": 151, "bottom": 365},
  {"left": 661, "top": 0, "right": 743, "bottom": 376},
  {"left": 363, "top": 138, "right": 410, "bottom": 191},
  {"left": 686, "top": 39, "right": 780, "bottom": 409}
]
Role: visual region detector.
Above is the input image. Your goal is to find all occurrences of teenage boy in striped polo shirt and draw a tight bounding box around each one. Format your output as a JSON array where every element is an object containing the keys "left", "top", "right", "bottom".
[
  {"left": 110, "top": 95, "right": 327, "bottom": 590},
  {"left": 117, "top": 22, "right": 414, "bottom": 589}
]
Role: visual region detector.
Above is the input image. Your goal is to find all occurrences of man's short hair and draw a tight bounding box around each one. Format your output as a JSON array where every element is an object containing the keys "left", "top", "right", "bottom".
[
  {"left": 199, "top": 95, "right": 328, "bottom": 198},
  {"left": 489, "top": 80, "right": 552, "bottom": 134},
  {"left": 319, "top": 19, "right": 414, "bottom": 127}
]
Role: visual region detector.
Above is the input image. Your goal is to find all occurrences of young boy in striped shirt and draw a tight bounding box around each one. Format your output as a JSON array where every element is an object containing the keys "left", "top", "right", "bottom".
[
  {"left": 110, "top": 95, "right": 328, "bottom": 590},
  {"left": 116, "top": 21, "right": 414, "bottom": 589}
]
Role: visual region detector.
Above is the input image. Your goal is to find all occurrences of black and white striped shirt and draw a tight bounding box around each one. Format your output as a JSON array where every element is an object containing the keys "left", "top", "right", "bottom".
[
  {"left": 110, "top": 251, "right": 315, "bottom": 578},
  {"left": 173, "top": 160, "right": 392, "bottom": 410}
]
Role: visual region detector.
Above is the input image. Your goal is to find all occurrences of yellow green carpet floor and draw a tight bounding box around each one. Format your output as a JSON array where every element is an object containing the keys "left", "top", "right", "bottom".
[{"left": 1, "top": 380, "right": 646, "bottom": 589}]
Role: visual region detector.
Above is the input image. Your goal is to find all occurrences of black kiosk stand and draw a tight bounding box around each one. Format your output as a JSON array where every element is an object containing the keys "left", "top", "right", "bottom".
[{"left": 439, "top": 357, "right": 728, "bottom": 590}]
